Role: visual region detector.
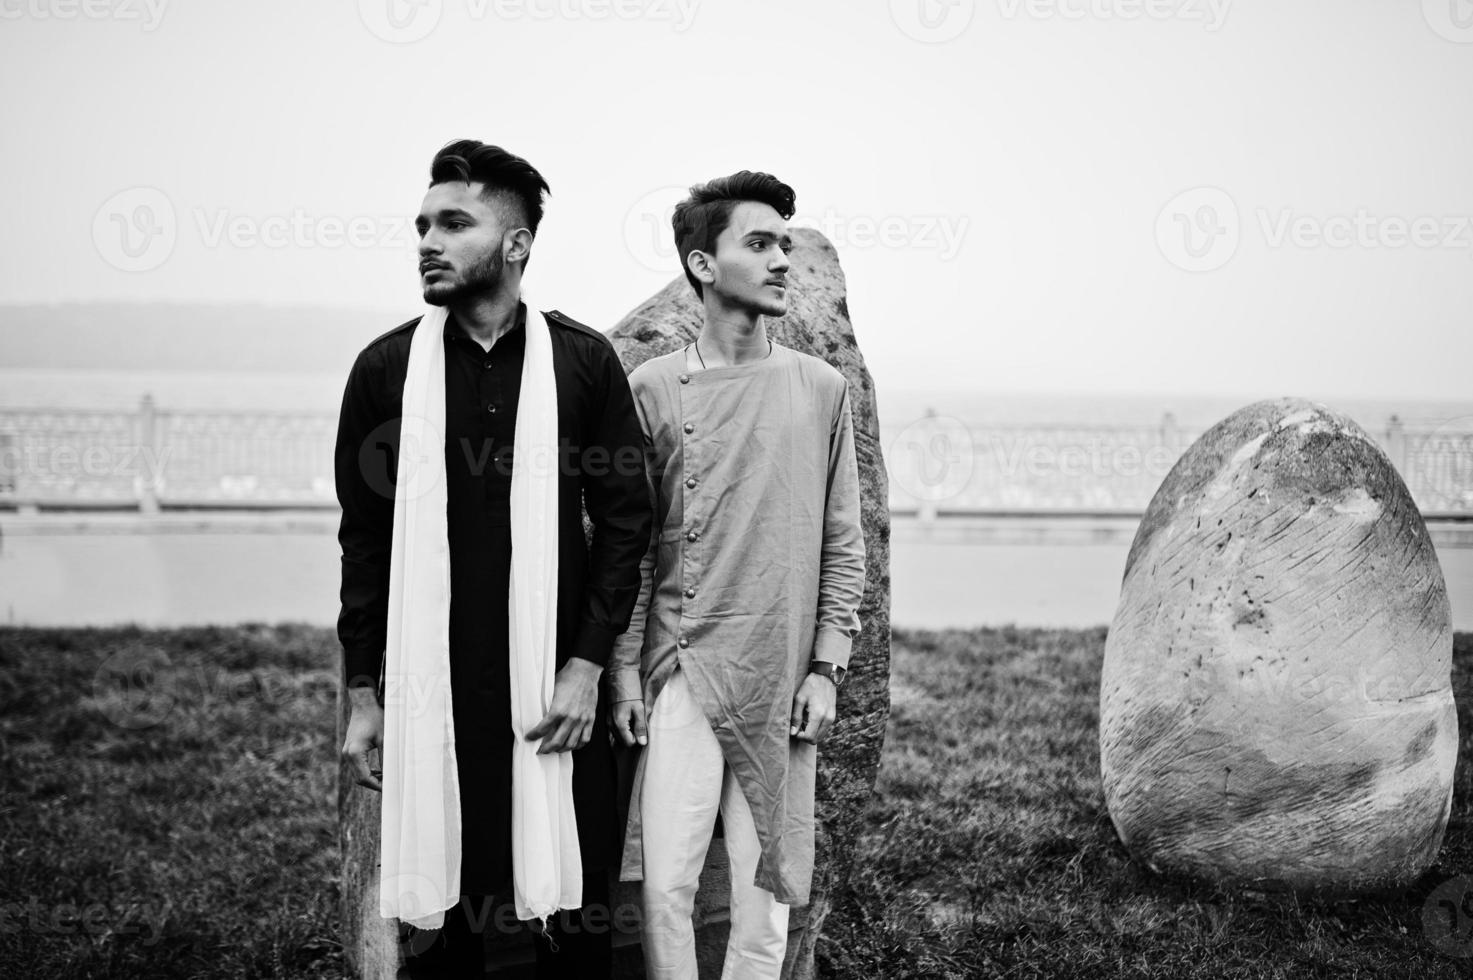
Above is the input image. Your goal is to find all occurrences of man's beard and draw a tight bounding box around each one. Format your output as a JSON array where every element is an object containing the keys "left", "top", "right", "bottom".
[{"left": 422, "top": 246, "right": 505, "bottom": 307}]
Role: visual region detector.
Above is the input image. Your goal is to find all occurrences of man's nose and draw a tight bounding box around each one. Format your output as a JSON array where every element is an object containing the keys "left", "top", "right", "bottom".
[{"left": 769, "top": 248, "right": 790, "bottom": 272}]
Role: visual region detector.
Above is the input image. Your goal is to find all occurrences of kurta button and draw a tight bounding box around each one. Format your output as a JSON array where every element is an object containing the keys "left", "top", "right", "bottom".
[
  {"left": 684, "top": 588, "right": 696, "bottom": 599},
  {"left": 685, "top": 478, "right": 697, "bottom": 489},
  {"left": 679, "top": 374, "right": 690, "bottom": 384},
  {"left": 487, "top": 404, "right": 497, "bottom": 414},
  {"left": 483, "top": 360, "right": 493, "bottom": 369},
  {"left": 683, "top": 423, "right": 694, "bottom": 434},
  {"left": 686, "top": 530, "right": 699, "bottom": 542},
  {"left": 678, "top": 636, "right": 689, "bottom": 648}
]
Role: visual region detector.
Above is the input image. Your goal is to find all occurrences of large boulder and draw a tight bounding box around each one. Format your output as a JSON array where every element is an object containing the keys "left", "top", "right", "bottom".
[
  {"left": 608, "top": 226, "right": 892, "bottom": 979},
  {"left": 1100, "top": 398, "right": 1458, "bottom": 892}
]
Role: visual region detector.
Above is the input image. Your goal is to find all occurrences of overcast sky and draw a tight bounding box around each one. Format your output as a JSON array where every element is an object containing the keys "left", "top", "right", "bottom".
[{"left": 3, "top": 0, "right": 1472, "bottom": 402}]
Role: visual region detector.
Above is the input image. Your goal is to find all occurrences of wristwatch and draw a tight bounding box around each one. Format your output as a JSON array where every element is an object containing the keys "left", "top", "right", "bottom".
[{"left": 809, "top": 661, "right": 847, "bottom": 688}]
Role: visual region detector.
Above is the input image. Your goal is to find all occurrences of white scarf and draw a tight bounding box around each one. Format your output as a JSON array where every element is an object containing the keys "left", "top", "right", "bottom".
[{"left": 378, "top": 299, "right": 581, "bottom": 932}]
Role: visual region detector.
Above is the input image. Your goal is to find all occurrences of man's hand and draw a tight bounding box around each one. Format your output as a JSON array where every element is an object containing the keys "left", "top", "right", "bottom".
[
  {"left": 342, "top": 686, "right": 384, "bottom": 792},
  {"left": 527, "top": 658, "right": 602, "bottom": 754},
  {"left": 610, "top": 699, "right": 648, "bottom": 748},
  {"left": 791, "top": 672, "right": 837, "bottom": 744}
]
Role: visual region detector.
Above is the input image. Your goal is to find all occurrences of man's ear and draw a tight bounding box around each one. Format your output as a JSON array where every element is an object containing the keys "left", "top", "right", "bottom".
[
  {"left": 504, "top": 227, "right": 533, "bottom": 265},
  {"left": 686, "top": 249, "right": 715, "bottom": 288}
]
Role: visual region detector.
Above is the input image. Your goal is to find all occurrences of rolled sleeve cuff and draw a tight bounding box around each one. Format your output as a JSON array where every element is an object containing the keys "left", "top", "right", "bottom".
[
  {"left": 607, "top": 665, "right": 643, "bottom": 704},
  {"left": 571, "top": 620, "right": 619, "bottom": 669},
  {"left": 811, "top": 628, "right": 854, "bottom": 672}
]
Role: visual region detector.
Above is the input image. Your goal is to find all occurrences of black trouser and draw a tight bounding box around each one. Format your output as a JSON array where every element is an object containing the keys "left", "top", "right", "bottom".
[{"left": 400, "top": 873, "right": 612, "bottom": 979}]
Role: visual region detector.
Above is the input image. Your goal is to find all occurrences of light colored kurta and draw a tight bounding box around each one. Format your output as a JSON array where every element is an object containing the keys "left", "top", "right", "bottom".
[{"left": 610, "top": 342, "right": 866, "bottom": 905}]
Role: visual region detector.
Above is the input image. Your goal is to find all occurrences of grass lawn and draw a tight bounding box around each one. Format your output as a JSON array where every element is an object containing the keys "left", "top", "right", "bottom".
[{"left": 1, "top": 625, "right": 1468, "bottom": 979}]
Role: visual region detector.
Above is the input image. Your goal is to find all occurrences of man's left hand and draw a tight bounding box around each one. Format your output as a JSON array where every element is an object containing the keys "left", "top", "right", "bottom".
[
  {"left": 527, "top": 658, "right": 602, "bottom": 754},
  {"left": 790, "top": 672, "right": 837, "bottom": 744}
]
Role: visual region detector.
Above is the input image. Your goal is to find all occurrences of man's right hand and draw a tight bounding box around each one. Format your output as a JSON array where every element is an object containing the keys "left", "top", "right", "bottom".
[
  {"left": 610, "top": 699, "right": 648, "bottom": 748},
  {"left": 342, "top": 686, "right": 384, "bottom": 792}
]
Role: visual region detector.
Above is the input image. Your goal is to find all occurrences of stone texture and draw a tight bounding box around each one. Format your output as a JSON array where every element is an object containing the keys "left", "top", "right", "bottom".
[
  {"left": 1100, "top": 398, "right": 1457, "bottom": 893},
  {"left": 608, "top": 227, "right": 893, "bottom": 979}
]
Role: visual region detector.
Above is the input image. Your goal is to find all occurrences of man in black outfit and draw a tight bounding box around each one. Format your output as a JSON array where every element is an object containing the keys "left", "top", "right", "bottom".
[{"left": 335, "top": 140, "right": 651, "bottom": 978}]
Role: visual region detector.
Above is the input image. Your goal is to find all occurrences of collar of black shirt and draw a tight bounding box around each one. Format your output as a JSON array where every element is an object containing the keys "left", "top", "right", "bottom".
[{"left": 444, "top": 301, "right": 527, "bottom": 352}]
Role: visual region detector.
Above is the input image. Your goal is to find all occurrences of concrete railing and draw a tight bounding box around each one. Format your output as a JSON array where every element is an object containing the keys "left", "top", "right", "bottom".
[{"left": 2, "top": 400, "right": 1470, "bottom": 517}]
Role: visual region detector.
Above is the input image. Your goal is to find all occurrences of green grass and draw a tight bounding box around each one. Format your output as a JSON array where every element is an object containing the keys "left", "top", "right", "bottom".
[
  {"left": 820, "top": 626, "right": 1473, "bottom": 980},
  {"left": 1, "top": 625, "right": 1469, "bottom": 978}
]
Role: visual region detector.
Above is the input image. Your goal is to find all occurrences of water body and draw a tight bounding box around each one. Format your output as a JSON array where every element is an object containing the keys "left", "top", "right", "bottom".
[{"left": 2, "top": 521, "right": 1468, "bottom": 632}]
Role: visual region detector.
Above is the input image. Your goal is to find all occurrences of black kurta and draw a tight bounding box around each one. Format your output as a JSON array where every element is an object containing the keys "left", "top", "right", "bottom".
[{"left": 334, "top": 302, "right": 652, "bottom": 894}]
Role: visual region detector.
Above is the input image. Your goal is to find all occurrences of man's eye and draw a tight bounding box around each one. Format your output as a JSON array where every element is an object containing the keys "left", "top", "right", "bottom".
[{"left": 780, "top": 243, "right": 794, "bottom": 255}]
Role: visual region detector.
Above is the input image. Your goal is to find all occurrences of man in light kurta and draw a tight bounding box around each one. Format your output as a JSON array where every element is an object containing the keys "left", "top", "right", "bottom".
[{"left": 608, "top": 171, "right": 866, "bottom": 979}]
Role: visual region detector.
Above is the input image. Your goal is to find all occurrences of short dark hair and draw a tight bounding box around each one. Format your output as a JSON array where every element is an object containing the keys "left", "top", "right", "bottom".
[
  {"left": 671, "top": 171, "right": 796, "bottom": 298},
  {"left": 429, "top": 140, "right": 551, "bottom": 234}
]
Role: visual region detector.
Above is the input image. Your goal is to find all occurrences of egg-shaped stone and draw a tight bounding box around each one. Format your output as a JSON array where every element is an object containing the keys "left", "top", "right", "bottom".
[{"left": 1100, "top": 398, "right": 1457, "bottom": 892}]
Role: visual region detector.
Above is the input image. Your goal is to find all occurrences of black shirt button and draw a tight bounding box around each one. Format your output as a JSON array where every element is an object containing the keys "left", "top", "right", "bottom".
[
  {"left": 487, "top": 405, "right": 497, "bottom": 414},
  {"left": 483, "top": 360, "right": 493, "bottom": 370}
]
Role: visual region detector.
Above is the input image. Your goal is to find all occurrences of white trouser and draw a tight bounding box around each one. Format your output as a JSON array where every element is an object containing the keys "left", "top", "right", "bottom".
[{"left": 640, "top": 670, "right": 790, "bottom": 980}]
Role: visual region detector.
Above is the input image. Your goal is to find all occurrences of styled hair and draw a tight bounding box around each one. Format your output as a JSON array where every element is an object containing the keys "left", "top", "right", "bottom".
[
  {"left": 671, "top": 171, "right": 796, "bottom": 298},
  {"left": 428, "top": 140, "right": 551, "bottom": 235}
]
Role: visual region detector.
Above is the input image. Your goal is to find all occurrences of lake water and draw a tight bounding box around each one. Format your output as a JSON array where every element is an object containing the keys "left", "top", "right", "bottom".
[{"left": 2, "top": 518, "right": 1468, "bottom": 632}]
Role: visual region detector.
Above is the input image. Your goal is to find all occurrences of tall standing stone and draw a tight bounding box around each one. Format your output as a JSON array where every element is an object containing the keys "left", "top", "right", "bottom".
[{"left": 608, "top": 227, "right": 892, "bottom": 979}]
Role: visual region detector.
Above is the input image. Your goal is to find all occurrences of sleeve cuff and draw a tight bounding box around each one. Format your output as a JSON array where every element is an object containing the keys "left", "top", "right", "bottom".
[
  {"left": 811, "top": 629, "right": 854, "bottom": 671},
  {"left": 571, "top": 620, "right": 619, "bottom": 669},
  {"left": 607, "top": 666, "right": 643, "bottom": 704}
]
